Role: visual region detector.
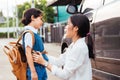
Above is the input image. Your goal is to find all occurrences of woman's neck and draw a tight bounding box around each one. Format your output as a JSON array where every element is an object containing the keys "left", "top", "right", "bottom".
[{"left": 72, "top": 35, "right": 80, "bottom": 43}]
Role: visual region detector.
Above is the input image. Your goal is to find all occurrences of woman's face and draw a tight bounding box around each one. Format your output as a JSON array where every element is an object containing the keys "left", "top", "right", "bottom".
[
  {"left": 64, "top": 18, "right": 77, "bottom": 38},
  {"left": 34, "top": 16, "right": 43, "bottom": 29}
]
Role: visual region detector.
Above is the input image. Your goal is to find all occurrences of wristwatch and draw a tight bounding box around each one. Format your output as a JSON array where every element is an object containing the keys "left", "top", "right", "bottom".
[{"left": 44, "top": 61, "right": 49, "bottom": 67}]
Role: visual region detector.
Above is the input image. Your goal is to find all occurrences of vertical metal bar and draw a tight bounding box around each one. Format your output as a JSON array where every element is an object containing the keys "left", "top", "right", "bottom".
[
  {"left": 31, "top": 0, "right": 35, "bottom": 8},
  {"left": 7, "top": 0, "right": 9, "bottom": 38}
]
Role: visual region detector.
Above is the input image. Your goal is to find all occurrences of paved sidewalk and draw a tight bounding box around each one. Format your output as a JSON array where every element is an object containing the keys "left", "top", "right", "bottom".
[{"left": 0, "top": 38, "right": 61, "bottom": 80}]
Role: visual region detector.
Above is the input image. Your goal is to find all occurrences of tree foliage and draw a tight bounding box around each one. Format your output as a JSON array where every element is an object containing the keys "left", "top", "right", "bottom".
[
  {"left": 36, "top": 0, "right": 55, "bottom": 23},
  {"left": 18, "top": 2, "right": 31, "bottom": 20},
  {"left": 18, "top": 0, "right": 55, "bottom": 26},
  {"left": 0, "top": 11, "right": 13, "bottom": 27},
  {"left": 0, "top": 0, "right": 55, "bottom": 27},
  {"left": 0, "top": 11, "right": 5, "bottom": 27}
]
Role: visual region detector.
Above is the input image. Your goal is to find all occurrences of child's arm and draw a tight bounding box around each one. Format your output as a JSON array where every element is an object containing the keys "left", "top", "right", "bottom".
[
  {"left": 25, "top": 33, "right": 38, "bottom": 80},
  {"left": 26, "top": 46, "right": 38, "bottom": 80}
]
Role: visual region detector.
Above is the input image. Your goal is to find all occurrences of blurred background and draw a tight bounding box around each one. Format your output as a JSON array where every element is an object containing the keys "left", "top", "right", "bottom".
[
  {"left": 0, "top": 0, "right": 70, "bottom": 43},
  {"left": 0, "top": 0, "right": 120, "bottom": 80}
]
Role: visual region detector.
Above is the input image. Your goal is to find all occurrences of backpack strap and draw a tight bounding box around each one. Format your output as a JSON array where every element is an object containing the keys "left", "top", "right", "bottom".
[{"left": 17, "top": 30, "right": 35, "bottom": 47}]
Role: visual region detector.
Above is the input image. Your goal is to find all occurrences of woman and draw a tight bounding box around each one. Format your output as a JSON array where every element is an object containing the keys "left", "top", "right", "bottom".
[
  {"left": 21, "top": 8, "right": 48, "bottom": 80},
  {"left": 33, "top": 14, "right": 95, "bottom": 80}
]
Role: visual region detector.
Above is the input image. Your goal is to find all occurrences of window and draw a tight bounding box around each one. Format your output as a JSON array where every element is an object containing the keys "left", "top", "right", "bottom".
[
  {"left": 81, "top": 0, "right": 103, "bottom": 13},
  {"left": 104, "top": 0, "right": 115, "bottom": 5}
]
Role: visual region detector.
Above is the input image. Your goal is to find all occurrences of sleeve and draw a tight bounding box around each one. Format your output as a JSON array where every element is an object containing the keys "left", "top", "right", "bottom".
[
  {"left": 48, "top": 53, "right": 66, "bottom": 67},
  {"left": 24, "top": 33, "right": 32, "bottom": 48},
  {"left": 50, "top": 46, "right": 86, "bottom": 79}
]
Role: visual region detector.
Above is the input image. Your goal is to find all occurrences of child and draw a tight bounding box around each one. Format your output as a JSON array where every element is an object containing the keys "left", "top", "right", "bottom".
[{"left": 21, "top": 8, "right": 48, "bottom": 80}]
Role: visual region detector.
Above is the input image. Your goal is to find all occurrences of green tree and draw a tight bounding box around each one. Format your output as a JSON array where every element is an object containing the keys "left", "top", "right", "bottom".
[
  {"left": 17, "top": 2, "right": 31, "bottom": 26},
  {"left": 17, "top": 0, "right": 55, "bottom": 27},
  {"left": 0, "top": 10, "right": 16, "bottom": 27},
  {"left": 0, "top": 11, "right": 6, "bottom": 27},
  {"left": 35, "top": 0, "right": 54, "bottom": 23},
  {"left": 0, "top": 11, "right": 3, "bottom": 17},
  {"left": 17, "top": 2, "right": 31, "bottom": 20}
]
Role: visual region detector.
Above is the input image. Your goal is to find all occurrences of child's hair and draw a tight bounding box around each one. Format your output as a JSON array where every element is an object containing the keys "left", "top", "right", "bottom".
[
  {"left": 70, "top": 14, "right": 95, "bottom": 59},
  {"left": 21, "top": 8, "right": 42, "bottom": 26}
]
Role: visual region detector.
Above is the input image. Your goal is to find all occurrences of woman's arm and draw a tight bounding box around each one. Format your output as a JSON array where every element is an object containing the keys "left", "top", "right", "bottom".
[
  {"left": 47, "top": 53, "right": 66, "bottom": 67},
  {"left": 33, "top": 46, "right": 86, "bottom": 79}
]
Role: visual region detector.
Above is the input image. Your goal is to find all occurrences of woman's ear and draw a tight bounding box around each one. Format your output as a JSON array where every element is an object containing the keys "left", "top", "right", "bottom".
[{"left": 74, "top": 26, "right": 79, "bottom": 31}]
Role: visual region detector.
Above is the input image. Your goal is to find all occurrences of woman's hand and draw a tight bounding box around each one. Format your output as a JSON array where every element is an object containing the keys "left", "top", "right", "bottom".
[
  {"left": 33, "top": 52, "right": 52, "bottom": 72},
  {"left": 33, "top": 52, "right": 45, "bottom": 65},
  {"left": 41, "top": 50, "right": 48, "bottom": 54}
]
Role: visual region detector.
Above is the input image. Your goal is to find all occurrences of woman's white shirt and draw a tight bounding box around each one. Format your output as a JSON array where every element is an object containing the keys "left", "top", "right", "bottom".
[{"left": 48, "top": 38, "right": 92, "bottom": 80}]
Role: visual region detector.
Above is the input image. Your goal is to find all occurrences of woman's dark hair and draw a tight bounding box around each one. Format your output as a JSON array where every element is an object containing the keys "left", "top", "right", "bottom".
[
  {"left": 21, "top": 8, "right": 42, "bottom": 26},
  {"left": 70, "top": 14, "right": 95, "bottom": 59}
]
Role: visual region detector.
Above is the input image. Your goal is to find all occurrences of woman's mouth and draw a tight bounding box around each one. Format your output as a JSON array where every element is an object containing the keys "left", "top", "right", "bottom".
[{"left": 64, "top": 28, "right": 67, "bottom": 33}]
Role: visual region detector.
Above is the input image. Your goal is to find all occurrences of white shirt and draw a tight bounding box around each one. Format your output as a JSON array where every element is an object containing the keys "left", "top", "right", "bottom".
[
  {"left": 48, "top": 38, "right": 92, "bottom": 80},
  {"left": 24, "top": 26, "right": 38, "bottom": 48}
]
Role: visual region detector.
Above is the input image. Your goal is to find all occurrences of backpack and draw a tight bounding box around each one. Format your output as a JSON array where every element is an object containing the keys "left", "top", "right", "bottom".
[{"left": 3, "top": 30, "right": 34, "bottom": 80}]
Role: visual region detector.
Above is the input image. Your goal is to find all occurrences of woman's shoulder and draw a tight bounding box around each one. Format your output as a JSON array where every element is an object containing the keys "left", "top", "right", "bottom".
[{"left": 75, "top": 38, "right": 86, "bottom": 48}]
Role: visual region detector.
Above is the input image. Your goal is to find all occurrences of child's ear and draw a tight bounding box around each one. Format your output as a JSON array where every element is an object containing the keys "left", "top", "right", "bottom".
[{"left": 31, "top": 15, "right": 35, "bottom": 21}]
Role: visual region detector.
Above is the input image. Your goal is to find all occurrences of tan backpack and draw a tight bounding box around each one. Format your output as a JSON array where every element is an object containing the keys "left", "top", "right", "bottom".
[{"left": 3, "top": 30, "right": 34, "bottom": 80}]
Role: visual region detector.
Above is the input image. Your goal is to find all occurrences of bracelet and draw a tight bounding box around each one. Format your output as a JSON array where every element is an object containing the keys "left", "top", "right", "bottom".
[{"left": 44, "top": 61, "right": 49, "bottom": 67}]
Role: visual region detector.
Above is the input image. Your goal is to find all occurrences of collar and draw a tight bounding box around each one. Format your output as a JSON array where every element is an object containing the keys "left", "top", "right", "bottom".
[
  {"left": 75, "top": 37, "right": 85, "bottom": 44},
  {"left": 24, "top": 26, "right": 38, "bottom": 34},
  {"left": 70, "top": 37, "right": 85, "bottom": 48}
]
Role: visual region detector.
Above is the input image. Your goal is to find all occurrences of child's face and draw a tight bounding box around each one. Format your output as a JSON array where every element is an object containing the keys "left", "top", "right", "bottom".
[{"left": 34, "top": 16, "right": 43, "bottom": 29}]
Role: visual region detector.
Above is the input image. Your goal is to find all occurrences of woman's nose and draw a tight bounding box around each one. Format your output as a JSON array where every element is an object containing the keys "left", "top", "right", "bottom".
[
  {"left": 64, "top": 25, "right": 68, "bottom": 31},
  {"left": 65, "top": 25, "right": 68, "bottom": 29}
]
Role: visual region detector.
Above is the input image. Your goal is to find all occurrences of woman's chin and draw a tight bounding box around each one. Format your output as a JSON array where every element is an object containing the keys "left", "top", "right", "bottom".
[{"left": 63, "top": 34, "right": 70, "bottom": 38}]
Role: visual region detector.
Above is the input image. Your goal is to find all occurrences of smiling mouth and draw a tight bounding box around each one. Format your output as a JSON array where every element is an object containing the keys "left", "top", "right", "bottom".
[{"left": 64, "top": 29, "right": 67, "bottom": 33}]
